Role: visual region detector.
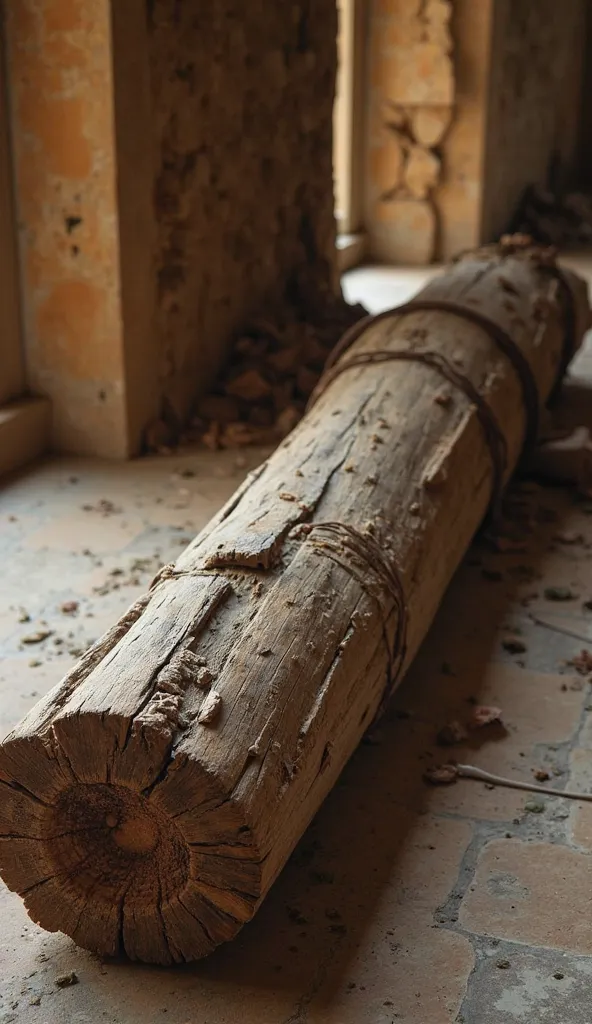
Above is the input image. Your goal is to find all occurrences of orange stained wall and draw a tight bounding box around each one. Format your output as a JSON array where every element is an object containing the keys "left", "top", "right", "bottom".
[{"left": 5, "top": 0, "right": 130, "bottom": 457}]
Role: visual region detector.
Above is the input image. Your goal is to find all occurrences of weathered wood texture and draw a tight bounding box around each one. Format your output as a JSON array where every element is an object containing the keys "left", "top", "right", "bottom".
[{"left": 0, "top": 242, "right": 589, "bottom": 964}]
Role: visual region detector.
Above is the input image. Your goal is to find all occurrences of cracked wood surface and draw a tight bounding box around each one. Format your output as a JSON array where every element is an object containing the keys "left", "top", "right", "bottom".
[{"left": 0, "top": 242, "right": 589, "bottom": 964}]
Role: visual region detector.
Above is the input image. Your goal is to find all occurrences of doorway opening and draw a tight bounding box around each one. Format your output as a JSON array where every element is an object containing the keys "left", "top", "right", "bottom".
[{"left": 333, "top": 0, "right": 366, "bottom": 268}]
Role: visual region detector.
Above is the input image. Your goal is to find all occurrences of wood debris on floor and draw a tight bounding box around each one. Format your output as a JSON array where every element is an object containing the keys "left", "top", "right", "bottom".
[
  {"left": 146, "top": 297, "right": 367, "bottom": 453},
  {"left": 510, "top": 184, "right": 592, "bottom": 248}
]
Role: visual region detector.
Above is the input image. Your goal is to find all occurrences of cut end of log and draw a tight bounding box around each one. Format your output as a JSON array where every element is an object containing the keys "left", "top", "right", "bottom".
[
  {"left": 45, "top": 781, "right": 190, "bottom": 934},
  {"left": 0, "top": 731, "right": 261, "bottom": 964}
]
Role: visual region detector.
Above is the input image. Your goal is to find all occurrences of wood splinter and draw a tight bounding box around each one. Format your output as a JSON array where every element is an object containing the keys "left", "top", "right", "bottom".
[{"left": 0, "top": 239, "right": 589, "bottom": 964}]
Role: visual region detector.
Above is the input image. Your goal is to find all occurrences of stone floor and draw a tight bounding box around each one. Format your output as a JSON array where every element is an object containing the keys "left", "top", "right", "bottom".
[{"left": 1, "top": 261, "right": 592, "bottom": 1023}]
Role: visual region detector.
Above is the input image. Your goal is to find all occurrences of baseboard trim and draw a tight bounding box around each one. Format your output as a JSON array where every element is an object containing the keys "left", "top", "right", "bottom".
[
  {"left": 337, "top": 232, "right": 367, "bottom": 272},
  {"left": 0, "top": 397, "right": 51, "bottom": 479}
]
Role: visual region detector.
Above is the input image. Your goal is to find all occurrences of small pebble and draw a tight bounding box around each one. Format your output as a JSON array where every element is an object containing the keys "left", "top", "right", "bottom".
[
  {"left": 524, "top": 799, "right": 545, "bottom": 814},
  {"left": 544, "top": 586, "right": 576, "bottom": 602},
  {"left": 55, "top": 971, "right": 78, "bottom": 988},
  {"left": 22, "top": 630, "right": 53, "bottom": 645},
  {"left": 436, "top": 720, "right": 468, "bottom": 746},
  {"left": 60, "top": 601, "right": 79, "bottom": 614},
  {"left": 553, "top": 531, "right": 583, "bottom": 545},
  {"left": 496, "top": 959, "right": 511, "bottom": 970},
  {"left": 502, "top": 638, "right": 527, "bottom": 655},
  {"left": 482, "top": 569, "right": 503, "bottom": 582}
]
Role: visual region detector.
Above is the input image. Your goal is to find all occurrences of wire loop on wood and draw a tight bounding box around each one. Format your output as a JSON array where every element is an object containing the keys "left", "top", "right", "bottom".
[
  {"left": 295, "top": 520, "right": 409, "bottom": 716},
  {"left": 315, "top": 298, "right": 540, "bottom": 451},
  {"left": 309, "top": 347, "right": 508, "bottom": 517}
]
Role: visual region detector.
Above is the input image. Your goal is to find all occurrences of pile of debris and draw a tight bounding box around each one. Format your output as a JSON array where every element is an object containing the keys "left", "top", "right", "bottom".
[
  {"left": 195, "top": 299, "right": 368, "bottom": 449},
  {"left": 510, "top": 185, "right": 592, "bottom": 248},
  {"left": 148, "top": 298, "right": 367, "bottom": 453}
]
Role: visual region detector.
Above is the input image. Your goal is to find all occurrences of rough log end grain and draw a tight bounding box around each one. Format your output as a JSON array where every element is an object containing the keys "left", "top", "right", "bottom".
[
  {"left": 0, "top": 580, "right": 261, "bottom": 964},
  {"left": 0, "top": 241, "right": 590, "bottom": 964}
]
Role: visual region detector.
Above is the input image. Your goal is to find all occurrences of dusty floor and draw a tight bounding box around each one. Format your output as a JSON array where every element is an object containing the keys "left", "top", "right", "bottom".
[{"left": 2, "top": 262, "right": 592, "bottom": 1023}]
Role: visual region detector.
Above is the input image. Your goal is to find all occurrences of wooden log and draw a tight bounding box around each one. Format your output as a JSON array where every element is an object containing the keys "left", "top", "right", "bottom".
[{"left": 0, "top": 240, "right": 589, "bottom": 964}]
